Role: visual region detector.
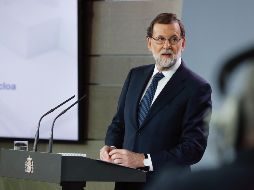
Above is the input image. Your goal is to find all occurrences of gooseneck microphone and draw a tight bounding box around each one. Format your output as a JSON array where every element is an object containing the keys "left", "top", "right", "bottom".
[
  {"left": 32, "top": 95, "right": 75, "bottom": 152},
  {"left": 48, "top": 94, "right": 86, "bottom": 153}
]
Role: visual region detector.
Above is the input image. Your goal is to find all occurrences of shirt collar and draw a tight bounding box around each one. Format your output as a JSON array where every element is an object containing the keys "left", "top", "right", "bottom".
[{"left": 153, "top": 57, "right": 182, "bottom": 79}]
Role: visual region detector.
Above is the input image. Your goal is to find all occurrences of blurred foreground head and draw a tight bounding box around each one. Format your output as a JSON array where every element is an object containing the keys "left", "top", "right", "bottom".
[{"left": 216, "top": 46, "right": 254, "bottom": 153}]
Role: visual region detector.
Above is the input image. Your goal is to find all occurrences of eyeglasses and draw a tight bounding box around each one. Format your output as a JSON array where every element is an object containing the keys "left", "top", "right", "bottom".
[{"left": 150, "top": 35, "right": 182, "bottom": 45}]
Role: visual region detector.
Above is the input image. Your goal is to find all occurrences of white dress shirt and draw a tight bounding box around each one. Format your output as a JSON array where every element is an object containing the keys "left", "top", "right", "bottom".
[{"left": 141, "top": 58, "right": 182, "bottom": 171}]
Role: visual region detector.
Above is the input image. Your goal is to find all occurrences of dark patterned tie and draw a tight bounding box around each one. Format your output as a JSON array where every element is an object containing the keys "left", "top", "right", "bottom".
[{"left": 138, "top": 72, "right": 164, "bottom": 126}]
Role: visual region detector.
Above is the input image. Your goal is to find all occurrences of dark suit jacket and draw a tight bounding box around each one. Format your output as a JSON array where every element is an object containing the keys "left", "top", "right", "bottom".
[{"left": 105, "top": 62, "right": 212, "bottom": 189}]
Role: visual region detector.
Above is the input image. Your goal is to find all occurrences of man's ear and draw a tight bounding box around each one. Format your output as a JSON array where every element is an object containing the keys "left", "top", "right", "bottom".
[
  {"left": 147, "top": 37, "right": 152, "bottom": 52},
  {"left": 181, "top": 37, "right": 186, "bottom": 52}
]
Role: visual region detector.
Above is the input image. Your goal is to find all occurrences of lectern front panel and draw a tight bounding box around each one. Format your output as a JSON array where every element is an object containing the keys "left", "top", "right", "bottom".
[{"left": 0, "top": 149, "right": 62, "bottom": 183}]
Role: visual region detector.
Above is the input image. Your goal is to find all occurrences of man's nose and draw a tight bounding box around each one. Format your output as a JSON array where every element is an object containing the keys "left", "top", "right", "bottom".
[{"left": 163, "top": 39, "right": 172, "bottom": 49}]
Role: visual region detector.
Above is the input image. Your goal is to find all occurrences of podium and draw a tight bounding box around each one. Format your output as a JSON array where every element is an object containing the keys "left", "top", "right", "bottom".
[{"left": 0, "top": 149, "right": 146, "bottom": 190}]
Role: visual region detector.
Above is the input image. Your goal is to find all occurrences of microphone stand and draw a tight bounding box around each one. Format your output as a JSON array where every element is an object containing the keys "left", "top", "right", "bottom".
[
  {"left": 48, "top": 95, "right": 86, "bottom": 153},
  {"left": 32, "top": 95, "right": 75, "bottom": 152}
]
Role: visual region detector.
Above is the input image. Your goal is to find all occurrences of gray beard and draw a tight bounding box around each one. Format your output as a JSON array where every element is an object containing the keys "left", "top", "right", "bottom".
[
  {"left": 154, "top": 56, "right": 177, "bottom": 68},
  {"left": 153, "top": 54, "right": 179, "bottom": 69}
]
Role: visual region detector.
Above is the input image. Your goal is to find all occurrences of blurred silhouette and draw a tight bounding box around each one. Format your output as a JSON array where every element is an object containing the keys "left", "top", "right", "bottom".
[{"left": 146, "top": 46, "right": 254, "bottom": 190}]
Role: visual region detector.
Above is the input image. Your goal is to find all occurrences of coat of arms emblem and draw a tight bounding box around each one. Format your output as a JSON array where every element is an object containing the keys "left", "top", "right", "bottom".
[{"left": 25, "top": 155, "right": 34, "bottom": 174}]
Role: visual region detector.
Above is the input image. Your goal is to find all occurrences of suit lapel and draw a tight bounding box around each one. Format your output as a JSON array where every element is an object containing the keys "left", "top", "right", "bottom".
[
  {"left": 130, "top": 65, "right": 154, "bottom": 128},
  {"left": 138, "top": 63, "right": 189, "bottom": 130}
]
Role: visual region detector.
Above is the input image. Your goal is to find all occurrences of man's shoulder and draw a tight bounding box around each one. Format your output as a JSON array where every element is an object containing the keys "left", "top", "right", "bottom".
[
  {"left": 182, "top": 64, "right": 210, "bottom": 87},
  {"left": 135, "top": 64, "right": 154, "bottom": 69},
  {"left": 130, "top": 64, "right": 154, "bottom": 72}
]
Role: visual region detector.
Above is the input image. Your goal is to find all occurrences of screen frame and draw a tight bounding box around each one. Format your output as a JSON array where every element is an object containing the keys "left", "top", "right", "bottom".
[{"left": 0, "top": 0, "right": 92, "bottom": 145}]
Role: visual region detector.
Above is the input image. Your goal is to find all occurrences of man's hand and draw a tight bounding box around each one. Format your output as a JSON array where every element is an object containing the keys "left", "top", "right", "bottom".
[
  {"left": 109, "top": 149, "right": 145, "bottom": 169},
  {"left": 99, "top": 145, "right": 116, "bottom": 162}
]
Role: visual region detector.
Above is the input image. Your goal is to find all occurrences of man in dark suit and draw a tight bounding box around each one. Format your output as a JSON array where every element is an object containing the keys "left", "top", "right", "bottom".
[{"left": 100, "top": 13, "right": 212, "bottom": 190}]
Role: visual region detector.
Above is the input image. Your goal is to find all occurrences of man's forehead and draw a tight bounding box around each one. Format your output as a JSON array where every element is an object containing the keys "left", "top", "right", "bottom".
[{"left": 153, "top": 23, "right": 181, "bottom": 36}]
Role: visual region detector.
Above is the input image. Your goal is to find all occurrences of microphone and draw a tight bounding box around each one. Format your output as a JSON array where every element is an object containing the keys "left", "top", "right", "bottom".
[
  {"left": 48, "top": 94, "right": 86, "bottom": 153},
  {"left": 32, "top": 95, "right": 75, "bottom": 152}
]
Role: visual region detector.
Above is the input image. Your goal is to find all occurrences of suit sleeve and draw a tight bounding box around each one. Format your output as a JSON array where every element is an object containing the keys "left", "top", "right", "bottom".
[
  {"left": 151, "top": 83, "right": 212, "bottom": 170},
  {"left": 104, "top": 70, "right": 132, "bottom": 148}
]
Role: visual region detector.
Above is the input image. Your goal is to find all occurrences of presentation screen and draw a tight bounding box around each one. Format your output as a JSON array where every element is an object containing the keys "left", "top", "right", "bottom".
[{"left": 0, "top": 0, "right": 79, "bottom": 141}]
